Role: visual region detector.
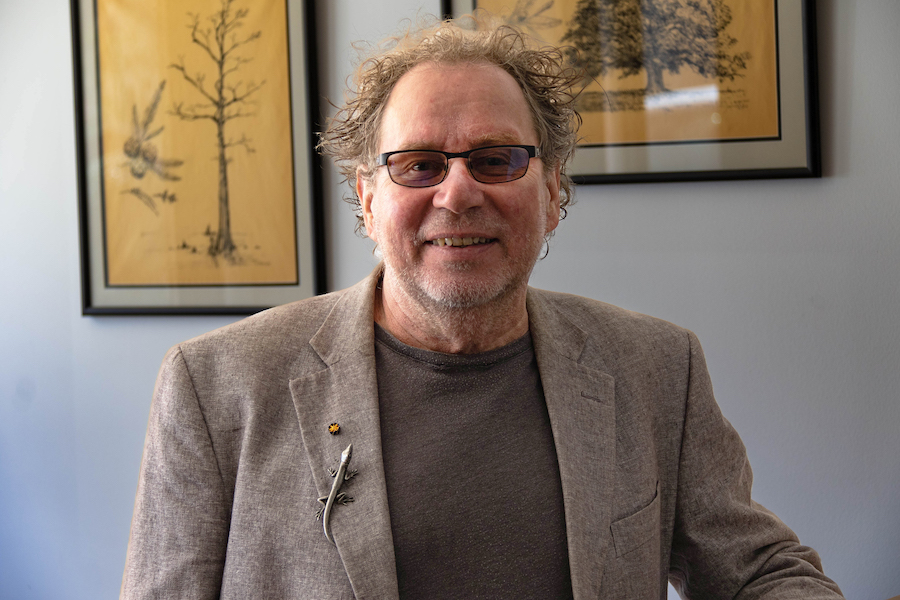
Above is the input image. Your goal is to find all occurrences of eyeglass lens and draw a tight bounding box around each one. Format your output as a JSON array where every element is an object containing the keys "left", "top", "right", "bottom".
[{"left": 386, "top": 146, "right": 532, "bottom": 187}]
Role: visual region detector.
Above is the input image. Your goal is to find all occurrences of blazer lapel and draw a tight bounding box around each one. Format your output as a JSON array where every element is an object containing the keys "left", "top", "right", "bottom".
[
  {"left": 528, "top": 289, "right": 617, "bottom": 600},
  {"left": 289, "top": 270, "right": 401, "bottom": 600}
]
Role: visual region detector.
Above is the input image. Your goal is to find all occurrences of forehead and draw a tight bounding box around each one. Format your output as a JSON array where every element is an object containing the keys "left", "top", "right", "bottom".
[{"left": 377, "top": 61, "right": 538, "bottom": 152}]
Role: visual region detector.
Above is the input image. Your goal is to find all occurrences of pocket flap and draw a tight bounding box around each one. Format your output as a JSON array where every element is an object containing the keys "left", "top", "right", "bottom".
[{"left": 609, "top": 481, "right": 660, "bottom": 557}]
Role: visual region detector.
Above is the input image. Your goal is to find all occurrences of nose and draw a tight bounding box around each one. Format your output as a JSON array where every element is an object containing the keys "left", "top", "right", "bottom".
[{"left": 431, "top": 157, "right": 485, "bottom": 214}]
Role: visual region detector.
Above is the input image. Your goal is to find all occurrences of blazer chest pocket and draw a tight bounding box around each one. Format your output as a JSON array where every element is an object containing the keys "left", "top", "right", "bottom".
[{"left": 610, "top": 481, "right": 660, "bottom": 557}]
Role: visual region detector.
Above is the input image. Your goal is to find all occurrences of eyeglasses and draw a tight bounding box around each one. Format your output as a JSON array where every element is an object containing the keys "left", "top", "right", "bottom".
[{"left": 376, "top": 145, "right": 540, "bottom": 188}]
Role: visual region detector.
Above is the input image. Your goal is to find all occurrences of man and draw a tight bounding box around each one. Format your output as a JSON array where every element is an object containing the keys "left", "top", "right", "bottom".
[{"left": 121, "top": 16, "right": 844, "bottom": 600}]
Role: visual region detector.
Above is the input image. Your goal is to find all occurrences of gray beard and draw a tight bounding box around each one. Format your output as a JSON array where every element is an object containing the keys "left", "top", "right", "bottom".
[
  {"left": 387, "top": 245, "right": 538, "bottom": 316},
  {"left": 374, "top": 210, "right": 546, "bottom": 315},
  {"left": 417, "top": 266, "right": 519, "bottom": 310}
]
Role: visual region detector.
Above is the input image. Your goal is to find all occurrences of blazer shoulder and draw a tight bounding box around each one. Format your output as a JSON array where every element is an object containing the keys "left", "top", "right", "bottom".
[
  {"left": 161, "top": 288, "right": 363, "bottom": 392},
  {"left": 527, "top": 287, "right": 697, "bottom": 375},
  {"left": 529, "top": 287, "right": 690, "bottom": 340},
  {"left": 180, "top": 289, "right": 344, "bottom": 354}
]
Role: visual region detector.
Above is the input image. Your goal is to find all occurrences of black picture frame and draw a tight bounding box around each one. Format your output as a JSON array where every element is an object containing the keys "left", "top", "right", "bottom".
[
  {"left": 71, "top": 0, "right": 325, "bottom": 315},
  {"left": 442, "top": 0, "right": 820, "bottom": 184}
]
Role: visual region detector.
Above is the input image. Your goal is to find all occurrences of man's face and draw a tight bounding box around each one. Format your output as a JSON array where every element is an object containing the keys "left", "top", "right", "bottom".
[{"left": 358, "top": 62, "right": 560, "bottom": 311}]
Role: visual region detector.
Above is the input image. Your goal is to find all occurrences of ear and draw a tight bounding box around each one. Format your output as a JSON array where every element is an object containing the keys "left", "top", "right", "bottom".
[
  {"left": 357, "top": 166, "right": 377, "bottom": 242},
  {"left": 544, "top": 166, "right": 561, "bottom": 234}
]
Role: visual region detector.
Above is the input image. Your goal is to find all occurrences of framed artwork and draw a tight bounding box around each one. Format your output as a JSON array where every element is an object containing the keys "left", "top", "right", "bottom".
[
  {"left": 71, "top": 0, "right": 324, "bottom": 315},
  {"left": 442, "top": 0, "right": 820, "bottom": 184}
]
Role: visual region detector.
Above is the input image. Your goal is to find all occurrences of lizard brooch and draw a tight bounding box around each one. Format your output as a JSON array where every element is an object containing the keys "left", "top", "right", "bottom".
[{"left": 315, "top": 443, "right": 357, "bottom": 544}]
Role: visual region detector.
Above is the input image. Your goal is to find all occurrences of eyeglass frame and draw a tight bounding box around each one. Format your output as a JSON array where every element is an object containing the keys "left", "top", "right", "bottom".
[{"left": 375, "top": 144, "right": 541, "bottom": 188}]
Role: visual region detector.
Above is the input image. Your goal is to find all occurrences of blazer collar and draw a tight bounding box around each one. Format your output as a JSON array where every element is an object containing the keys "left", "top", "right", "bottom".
[
  {"left": 290, "top": 265, "right": 401, "bottom": 600},
  {"left": 527, "top": 288, "right": 617, "bottom": 600}
]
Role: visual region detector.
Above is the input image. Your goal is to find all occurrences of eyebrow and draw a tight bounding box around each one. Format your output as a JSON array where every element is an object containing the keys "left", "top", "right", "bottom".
[
  {"left": 394, "top": 133, "right": 527, "bottom": 152},
  {"left": 469, "top": 133, "right": 524, "bottom": 147}
]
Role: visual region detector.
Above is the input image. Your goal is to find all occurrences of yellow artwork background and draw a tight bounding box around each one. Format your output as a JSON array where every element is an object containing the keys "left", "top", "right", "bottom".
[
  {"left": 476, "top": 0, "right": 779, "bottom": 146},
  {"left": 97, "top": 0, "right": 297, "bottom": 286}
]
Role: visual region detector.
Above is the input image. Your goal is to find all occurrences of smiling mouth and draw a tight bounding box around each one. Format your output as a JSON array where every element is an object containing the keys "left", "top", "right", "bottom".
[{"left": 429, "top": 237, "right": 494, "bottom": 247}]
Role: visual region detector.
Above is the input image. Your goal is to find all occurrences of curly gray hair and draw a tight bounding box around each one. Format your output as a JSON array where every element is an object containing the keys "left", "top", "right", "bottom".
[{"left": 317, "top": 13, "right": 582, "bottom": 234}]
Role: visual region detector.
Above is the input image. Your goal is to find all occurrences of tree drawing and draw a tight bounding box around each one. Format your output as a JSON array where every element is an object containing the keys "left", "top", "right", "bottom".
[
  {"left": 122, "top": 80, "right": 183, "bottom": 215},
  {"left": 169, "top": 0, "right": 264, "bottom": 261},
  {"left": 562, "top": 0, "right": 750, "bottom": 97},
  {"left": 495, "top": 0, "right": 563, "bottom": 40}
]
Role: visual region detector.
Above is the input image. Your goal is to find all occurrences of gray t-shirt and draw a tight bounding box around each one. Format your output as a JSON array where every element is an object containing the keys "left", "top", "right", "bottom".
[{"left": 375, "top": 325, "right": 573, "bottom": 599}]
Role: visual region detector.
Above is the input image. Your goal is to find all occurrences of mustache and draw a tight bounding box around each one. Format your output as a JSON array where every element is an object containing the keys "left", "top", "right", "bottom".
[{"left": 414, "top": 213, "right": 506, "bottom": 242}]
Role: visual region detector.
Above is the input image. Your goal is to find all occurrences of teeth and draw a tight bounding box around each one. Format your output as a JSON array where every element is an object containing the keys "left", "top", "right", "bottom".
[{"left": 432, "top": 237, "right": 490, "bottom": 247}]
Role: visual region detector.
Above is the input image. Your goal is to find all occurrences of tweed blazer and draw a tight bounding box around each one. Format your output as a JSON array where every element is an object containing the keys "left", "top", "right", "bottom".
[{"left": 121, "top": 269, "right": 843, "bottom": 599}]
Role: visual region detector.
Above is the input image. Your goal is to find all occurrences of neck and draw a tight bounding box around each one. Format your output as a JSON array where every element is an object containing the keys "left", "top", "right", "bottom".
[{"left": 374, "top": 276, "right": 529, "bottom": 354}]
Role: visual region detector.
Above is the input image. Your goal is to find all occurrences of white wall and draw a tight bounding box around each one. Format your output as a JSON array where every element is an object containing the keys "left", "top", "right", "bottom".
[{"left": 0, "top": 1, "right": 897, "bottom": 598}]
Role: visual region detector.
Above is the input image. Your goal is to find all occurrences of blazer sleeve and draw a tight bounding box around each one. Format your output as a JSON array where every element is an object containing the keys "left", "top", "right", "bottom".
[
  {"left": 668, "top": 332, "right": 844, "bottom": 599},
  {"left": 120, "top": 347, "right": 231, "bottom": 600}
]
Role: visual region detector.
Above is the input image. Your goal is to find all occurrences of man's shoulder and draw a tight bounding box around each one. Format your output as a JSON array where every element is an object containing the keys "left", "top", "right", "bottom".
[
  {"left": 527, "top": 286, "right": 695, "bottom": 373},
  {"left": 179, "top": 268, "right": 381, "bottom": 353},
  {"left": 528, "top": 287, "right": 689, "bottom": 340},
  {"left": 182, "top": 288, "right": 346, "bottom": 352}
]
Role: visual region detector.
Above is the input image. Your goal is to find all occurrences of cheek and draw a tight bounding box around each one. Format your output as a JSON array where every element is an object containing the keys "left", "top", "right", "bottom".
[
  {"left": 363, "top": 181, "right": 405, "bottom": 243},
  {"left": 509, "top": 181, "right": 555, "bottom": 235},
  {"left": 378, "top": 193, "right": 428, "bottom": 231},
  {"left": 368, "top": 195, "right": 416, "bottom": 248}
]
